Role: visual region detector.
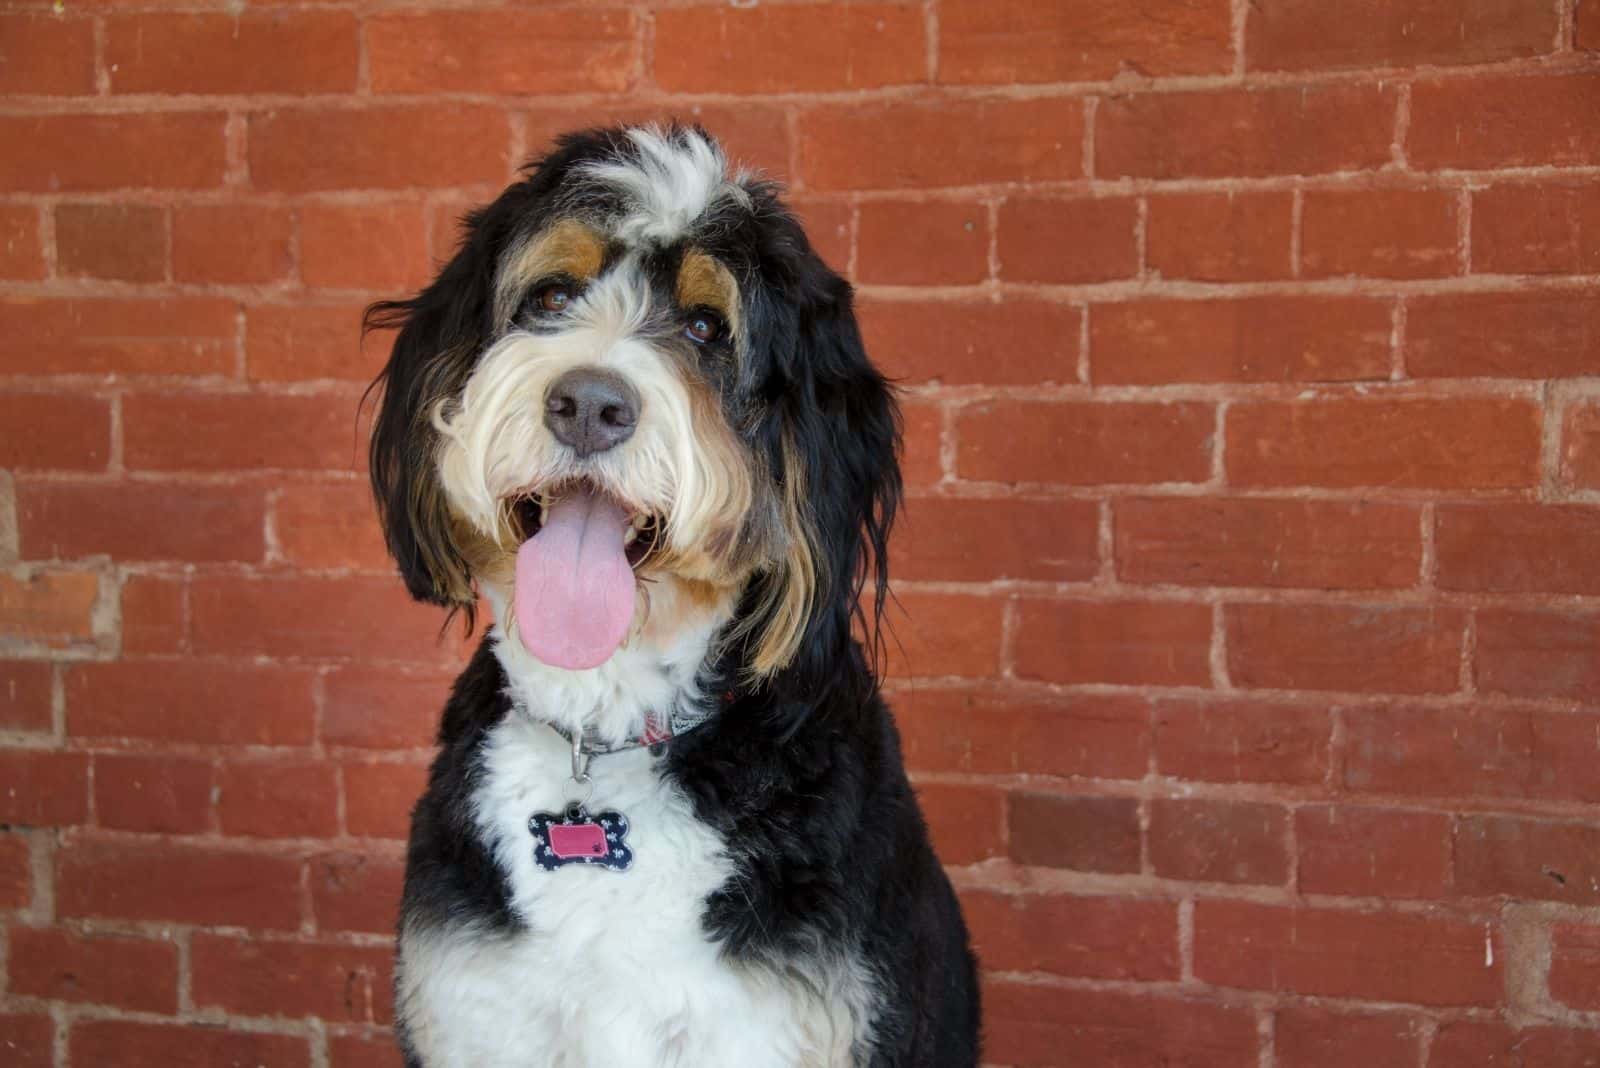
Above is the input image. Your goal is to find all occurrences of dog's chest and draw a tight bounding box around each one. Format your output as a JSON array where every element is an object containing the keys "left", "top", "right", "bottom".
[{"left": 397, "top": 718, "right": 862, "bottom": 1068}]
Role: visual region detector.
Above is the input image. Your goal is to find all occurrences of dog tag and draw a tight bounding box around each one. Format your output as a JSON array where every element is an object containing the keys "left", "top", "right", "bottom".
[{"left": 530, "top": 804, "right": 632, "bottom": 872}]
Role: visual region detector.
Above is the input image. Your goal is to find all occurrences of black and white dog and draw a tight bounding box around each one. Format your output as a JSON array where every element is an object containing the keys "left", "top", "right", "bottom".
[{"left": 367, "top": 125, "right": 980, "bottom": 1066}]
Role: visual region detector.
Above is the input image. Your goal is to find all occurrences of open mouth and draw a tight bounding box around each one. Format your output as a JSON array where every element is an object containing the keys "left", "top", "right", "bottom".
[{"left": 511, "top": 483, "right": 660, "bottom": 569}]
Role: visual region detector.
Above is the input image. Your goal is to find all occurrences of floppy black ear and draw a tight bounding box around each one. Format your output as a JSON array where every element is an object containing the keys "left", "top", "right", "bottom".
[
  {"left": 364, "top": 209, "right": 501, "bottom": 614},
  {"left": 744, "top": 256, "right": 902, "bottom": 704}
]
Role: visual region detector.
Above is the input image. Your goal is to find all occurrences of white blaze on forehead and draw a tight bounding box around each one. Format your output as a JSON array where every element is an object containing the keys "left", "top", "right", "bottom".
[{"left": 579, "top": 126, "right": 752, "bottom": 245}]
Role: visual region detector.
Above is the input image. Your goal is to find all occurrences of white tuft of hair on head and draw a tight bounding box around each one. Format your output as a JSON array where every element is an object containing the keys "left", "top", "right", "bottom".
[{"left": 579, "top": 126, "right": 752, "bottom": 246}]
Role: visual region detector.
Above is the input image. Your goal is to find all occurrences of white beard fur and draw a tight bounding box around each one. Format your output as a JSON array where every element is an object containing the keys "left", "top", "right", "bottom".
[{"left": 394, "top": 588, "right": 873, "bottom": 1068}]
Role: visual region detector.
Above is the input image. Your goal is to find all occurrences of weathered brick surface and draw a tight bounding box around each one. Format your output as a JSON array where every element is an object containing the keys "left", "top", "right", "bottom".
[{"left": 3, "top": 5, "right": 1596, "bottom": 1064}]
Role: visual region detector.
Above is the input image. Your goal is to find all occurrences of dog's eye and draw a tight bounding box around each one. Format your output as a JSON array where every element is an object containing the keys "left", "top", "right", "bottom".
[
  {"left": 530, "top": 281, "right": 577, "bottom": 315},
  {"left": 684, "top": 308, "right": 725, "bottom": 345}
]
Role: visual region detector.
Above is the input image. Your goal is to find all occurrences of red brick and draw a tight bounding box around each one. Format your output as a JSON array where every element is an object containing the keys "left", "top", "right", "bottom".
[
  {"left": 1456, "top": 814, "right": 1600, "bottom": 905},
  {"left": 1584, "top": 0, "right": 1600, "bottom": 49},
  {"left": 107, "top": 12, "right": 357, "bottom": 93},
  {"left": 323, "top": 668, "right": 451, "bottom": 751},
  {"left": 1015, "top": 599, "right": 1213, "bottom": 686},
  {"left": 219, "top": 759, "right": 340, "bottom": 839},
  {"left": 0, "top": 570, "right": 100, "bottom": 650},
  {"left": 957, "top": 400, "right": 1215, "bottom": 485},
  {"left": 0, "top": 661, "right": 52, "bottom": 733},
  {"left": 0, "top": 205, "right": 44, "bottom": 278},
  {"left": 998, "top": 196, "right": 1138, "bottom": 283},
  {"left": 16, "top": 479, "right": 266, "bottom": 563},
  {"left": 249, "top": 106, "right": 510, "bottom": 192},
  {"left": 0, "top": 393, "right": 110, "bottom": 471},
  {"left": 71, "top": 1019, "right": 309, "bottom": 1068},
  {"left": 1552, "top": 924, "right": 1600, "bottom": 1012},
  {"left": 275, "top": 480, "right": 390, "bottom": 571},
  {"left": 894, "top": 688, "right": 1150, "bottom": 779},
  {"left": 7, "top": 926, "right": 178, "bottom": 1013},
  {"left": 94, "top": 754, "right": 213, "bottom": 835},
  {"left": 1150, "top": 798, "right": 1289, "bottom": 885},
  {"left": 798, "top": 98, "right": 1084, "bottom": 191},
  {"left": 523, "top": 104, "right": 791, "bottom": 184},
  {"left": 1296, "top": 805, "right": 1451, "bottom": 899},
  {"left": 1437, "top": 504, "right": 1600, "bottom": 595},
  {"left": 124, "top": 390, "right": 365, "bottom": 473},
  {"left": 247, "top": 302, "right": 388, "bottom": 383},
  {"left": 914, "top": 782, "right": 1005, "bottom": 865},
  {"left": 1301, "top": 188, "right": 1460, "bottom": 278},
  {"left": 896, "top": 495, "right": 1098, "bottom": 582},
  {"left": 344, "top": 760, "right": 427, "bottom": 839},
  {"left": 856, "top": 200, "right": 986, "bottom": 285},
  {"left": 0, "top": 751, "right": 88, "bottom": 826},
  {"left": 1117, "top": 497, "right": 1420, "bottom": 590},
  {"left": 1474, "top": 183, "right": 1600, "bottom": 274},
  {"left": 193, "top": 935, "right": 392, "bottom": 1023},
  {"left": 1228, "top": 603, "right": 1465, "bottom": 694},
  {"left": 119, "top": 574, "right": 186, "bottom": 655},
  {"left": 0, "top": 296, "right": 236, "bottom": 376},
  {"left": 1408, "top": 290, "right": 1600, "bottom": 378},
  {"left": 944, "top": 0, "right": 1232, "bottom": 80},
  {"left": 1195, "top": 900, "right": 1501, "bottom": 1005},
  {"left": 789, "top": 197, "right": 852, "bottom": 274},
  {"left": 190, "top": 575, "right": 462, "bottom": 664},
  {"left": 984, "top": 981, "right": 1259, "bottom": 1068},
  {"left": 173, "top": 203, "right": 294, "bottom": 284},
  {"left": 300, "top": 201, "right": 433, "bottom": 292},
  {"left": 962, "top": 890, "right": 1178, "bottom": 980},
  {"left": 1146, "top": 191, "right": 1293, "bottom": 281},
  {"left": 1009, "top": 792, "right": 1141, "bottom": 873},
  {"left": 0, "top": 113, "right": 227, "bottom": 192},
  {"left": 656, "top": 4, "right": 920, "bottom": 92},
  {"left": 311, "top": 851, "right": 405, "bottom": 934},
  {"left": 330, "top": 1033, "right": 403, "bottom": 1068},
  {"left": 368, "top": 9, "right": 634, "bottom": 95},
  {"left": 1411, "top": 72, "right": 1600, "bottom": 169},
  {"left": 1226, "top": 396, "right": 1542, "bottom": 490},
  {"left": 0, "top": 835, "right": 30, "bottom": 910},
  {"left": 67, "top": 660, "right": 316, "bottom": 746},
  {"left": 858, "top": 298, "right": 1080, "bottom": 386},
  {"left": 900, "top": 400, "right": 943, "bottom": 488},
  {"left": 57, "top": 840, "right": 303, "bottom": 929},
  {"left": 1432, "top": 1020, "right": 1600, "bottom": 1067},
  {"left": 881, "top": 592, "right": 1004, "bottom": 680},
  {"left": 1097, "top": 296, "right": 1392, "bottom": 385},
  {"left": 1476, "top": 608, "right": 1600, "bottom": 700},
  {"left": 0, "top": 1012, "right": 54, "bottom": 1068},
  {"left": 55, "top": 203, "right": 168, "bottom": 282},
  {"left": 1563, "top": 401, "right": 1600, "bottom": 492},
  {"left": 1275, "top": 1006, "right": 1421, "bottom": 1068},
  {"left": 1248, "top": 0, "right": 1556, "bottom": 71},
  {"left": 0, "top": 15, "right": 95, "bottom": 94},
  {"left": 1154, "top": 699, "right": 1330, "bottom": 785},
  {"left": 1343, "top": 704, "right": 1600, "bottom": 804},
  {"left": 1097, "top": 84, "right": 1396, "bottom": 179}
]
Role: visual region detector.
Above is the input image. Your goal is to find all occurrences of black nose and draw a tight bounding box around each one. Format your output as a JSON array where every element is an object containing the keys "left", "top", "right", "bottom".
[{"left": 544, "top": 368, "right": 640, "bottom": 458}]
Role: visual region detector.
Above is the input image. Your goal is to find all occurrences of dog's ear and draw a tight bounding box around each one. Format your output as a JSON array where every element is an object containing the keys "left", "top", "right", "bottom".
[
  {"left": 744, "top": 256, "right": 902, "bottom": 703},
  {"left": 364, "top": 212, "right": 500, "bottom": 613}
]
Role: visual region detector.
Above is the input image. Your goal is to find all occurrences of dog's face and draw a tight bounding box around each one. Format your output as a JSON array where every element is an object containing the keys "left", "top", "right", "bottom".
[{"left": 369, "top": 126, "right": 898, "bottom": 691}]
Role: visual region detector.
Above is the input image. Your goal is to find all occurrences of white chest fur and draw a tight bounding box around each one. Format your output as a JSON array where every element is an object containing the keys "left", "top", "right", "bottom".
[{"left": 395, "top": 689, "right": 868, "bottom": 1066}]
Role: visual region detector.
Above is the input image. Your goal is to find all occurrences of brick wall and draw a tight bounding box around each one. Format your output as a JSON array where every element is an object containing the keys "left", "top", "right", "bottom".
[{"left": 2, "top": 1, "right": 1599, "bottom": 1065}]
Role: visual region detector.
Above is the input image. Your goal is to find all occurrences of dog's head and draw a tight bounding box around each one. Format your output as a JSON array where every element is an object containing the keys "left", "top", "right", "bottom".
[{"left": 368, "top": 125, "right": 899, "bottom": 698}]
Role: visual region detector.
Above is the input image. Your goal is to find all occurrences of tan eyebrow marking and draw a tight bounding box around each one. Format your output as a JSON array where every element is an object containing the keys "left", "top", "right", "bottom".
[
  {"left": 676, "top": 249, "right": 741, "bottom": 341},
  {"left": 494, "top": 218, "right": 607, "bottom": 323}
]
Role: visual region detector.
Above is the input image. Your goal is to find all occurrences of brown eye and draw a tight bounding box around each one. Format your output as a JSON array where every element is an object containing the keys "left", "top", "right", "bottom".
[
  {"left": 685, "top": 309, "right": 725, "bottom": 345},
  {"left": 534, "top": 282, "right": 574, "bottom": 314}
]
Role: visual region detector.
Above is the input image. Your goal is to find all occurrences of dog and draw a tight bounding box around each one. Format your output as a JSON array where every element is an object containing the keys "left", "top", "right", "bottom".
[{"left": 366, "top": 124, "right": 980, "bottom": 1067}]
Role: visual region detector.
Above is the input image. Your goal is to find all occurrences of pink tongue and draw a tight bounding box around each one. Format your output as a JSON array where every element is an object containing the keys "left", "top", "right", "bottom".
[{"left": 513, "top": 489, "right": 637, "bottom": 670}]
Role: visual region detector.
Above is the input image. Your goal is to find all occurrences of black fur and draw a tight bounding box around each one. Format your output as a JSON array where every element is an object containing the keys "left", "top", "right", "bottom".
[{"left": 372, "top": 126, "right": 980, "bottom": 1066}]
